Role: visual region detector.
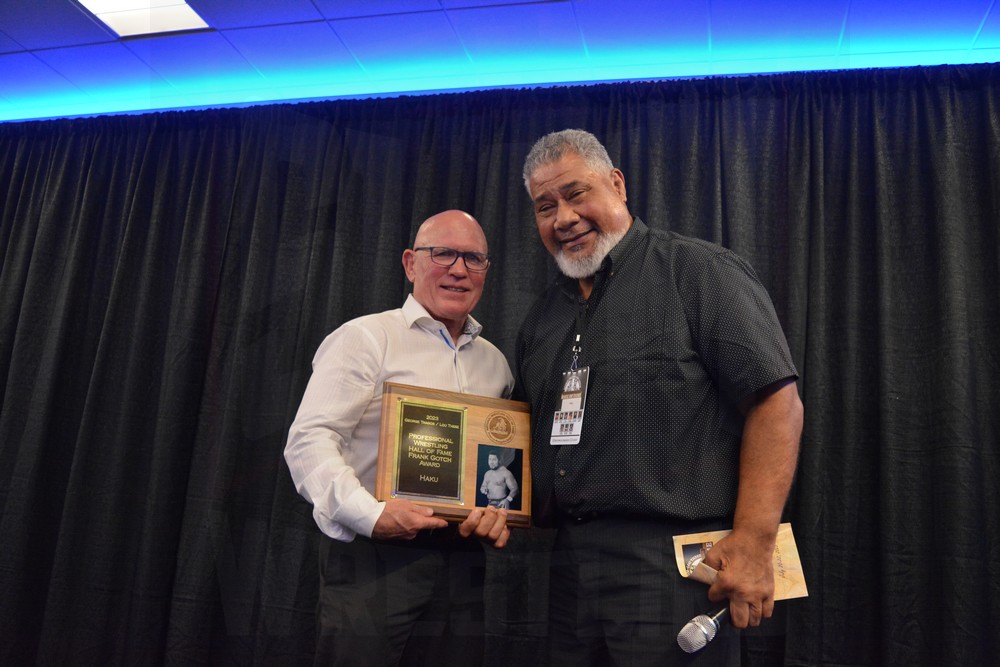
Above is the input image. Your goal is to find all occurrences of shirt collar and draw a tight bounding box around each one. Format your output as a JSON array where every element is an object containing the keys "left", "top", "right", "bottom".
[{"left": 402, "top": 293, "right": 483, "bottom": 340}]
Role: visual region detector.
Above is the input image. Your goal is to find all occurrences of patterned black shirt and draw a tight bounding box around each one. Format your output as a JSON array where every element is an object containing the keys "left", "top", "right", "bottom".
[{"left": 514, "top": 218, "right": 798, "bottom": 526}]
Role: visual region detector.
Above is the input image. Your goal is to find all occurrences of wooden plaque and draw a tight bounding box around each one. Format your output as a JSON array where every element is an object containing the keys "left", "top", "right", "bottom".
[{"left": 376, "top": 382, "right": 532, "bottom": 527}]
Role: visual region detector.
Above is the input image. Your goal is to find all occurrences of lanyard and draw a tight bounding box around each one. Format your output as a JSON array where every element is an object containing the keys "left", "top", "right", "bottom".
[{"left": 569, "top": 300, "right": 588, "bottom": 371}]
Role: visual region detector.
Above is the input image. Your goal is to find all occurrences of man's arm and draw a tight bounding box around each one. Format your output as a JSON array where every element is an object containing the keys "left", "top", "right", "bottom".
[
  {"left": 285, "top": 324, "right": 447, "bottom": 540},
  {"left": 703, "top": 378, "right": 803, "bottom": 628},
  {"left": 503, "top": 469, "right": 519, "bottom": 499}
]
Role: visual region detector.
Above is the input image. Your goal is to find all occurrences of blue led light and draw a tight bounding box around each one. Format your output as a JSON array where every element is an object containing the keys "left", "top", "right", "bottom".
[{"left": 1, "top": 1, "right": 998, "bottom": 123}]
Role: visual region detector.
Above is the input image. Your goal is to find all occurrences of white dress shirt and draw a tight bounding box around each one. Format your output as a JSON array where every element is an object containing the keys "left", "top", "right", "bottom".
[{"left": 285, "top": 295, "right": 514, "bottom": 542}]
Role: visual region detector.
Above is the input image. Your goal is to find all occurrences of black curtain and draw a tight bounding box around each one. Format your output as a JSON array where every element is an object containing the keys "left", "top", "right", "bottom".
[{"left": 1, "top": 64, "right": 998, "bottom": 666}]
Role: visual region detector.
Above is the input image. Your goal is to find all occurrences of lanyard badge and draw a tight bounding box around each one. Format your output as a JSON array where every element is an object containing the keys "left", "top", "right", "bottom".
[
  {"left": 550, "top": 327, "right": 590, "bottom": 445},
  {"left": 550, "top": 367, "right": 589, "bottom": 445}
]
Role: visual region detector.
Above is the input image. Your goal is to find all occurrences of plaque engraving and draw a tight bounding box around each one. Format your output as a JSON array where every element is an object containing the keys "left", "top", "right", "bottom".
[
  {"left": 377, "top": 382, "right": 532, "bottom": 527},
  {"left": 395, "top": 401, "right": 464, "bottom": 500}
]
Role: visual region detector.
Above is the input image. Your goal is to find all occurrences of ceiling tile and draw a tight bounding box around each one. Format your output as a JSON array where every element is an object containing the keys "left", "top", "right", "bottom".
[
  {"left": 329, "top": 12, "right": 471, "bottom": 77},
  {"left": 0, "top": 52, "right": 76, "bottom": 99},
  {"left": 976, "top": 4, "right": 1000, "bottom": 48},
  {"left": 439, "top": 0, "right": 541, "bottom": 6},
  {"left": 0, "top": 0, "right": 114, "bottom": 50},
  {"left": 189, "top": 0, "right": 324, "bottom": 30},
  {"left": 843, "top": 0, "right": 992, "bottom": 52},
  {"left": 0, "top": 29, "right": 26, "bottom": 54},
  {"left": 97, "top": 5, "right": 210, "bottom": 39},
  {"left": 33, "top": 42, "right": 172, "bottom": 95},
  {"left": 313, "top": 0, "right": 441, "bottom": 20},
  {"left": 223, "top": 22, "right": 364, "bottom": 81},
  {"left": 123, "top": 30, "right": 265, "bottom": 91},
  {"left": 448, "top": 3, "right": 587, "bottom": 71},
  {"left": 574, "top": 0, "right": 710, "bottom": 63},
  {"left": 709, "top": 0, "right": 847, "bottom": 59}
]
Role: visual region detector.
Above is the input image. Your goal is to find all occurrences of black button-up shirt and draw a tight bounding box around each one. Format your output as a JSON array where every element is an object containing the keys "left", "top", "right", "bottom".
[{"left": 515, "top": 218, "right": 798, "bottom": 526}]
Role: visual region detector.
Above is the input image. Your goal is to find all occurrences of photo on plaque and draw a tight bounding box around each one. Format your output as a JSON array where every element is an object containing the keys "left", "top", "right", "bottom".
[
  {"left": 475, "top": 445, "right": 523, "bottom": 511},
  {"left": 377, "top": 382, "right": 532, "bottom": 527}
]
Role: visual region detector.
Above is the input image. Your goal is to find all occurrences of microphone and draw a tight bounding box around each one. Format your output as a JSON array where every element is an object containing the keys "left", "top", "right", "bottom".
[{"left": 676, "top": 607, "right": 728, "bottom": 653}]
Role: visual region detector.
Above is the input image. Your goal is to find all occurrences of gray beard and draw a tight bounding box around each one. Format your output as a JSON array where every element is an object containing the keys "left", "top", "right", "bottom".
[{"left": 554, "top": 228, "right": 627, "bottom": 279}]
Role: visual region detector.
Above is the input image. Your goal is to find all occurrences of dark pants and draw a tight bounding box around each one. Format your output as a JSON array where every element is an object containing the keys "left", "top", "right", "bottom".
[
  {"left": 548, "top": 516, "right": 740, "bottom": 667},
  {"left": 315, "top": 531, "right": 486, "bottom": 667}
]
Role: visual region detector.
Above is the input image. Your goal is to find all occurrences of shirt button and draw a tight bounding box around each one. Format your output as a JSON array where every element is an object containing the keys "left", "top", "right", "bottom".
[{"left": 558, "top": 469, "right": 566, "bottom": 476}]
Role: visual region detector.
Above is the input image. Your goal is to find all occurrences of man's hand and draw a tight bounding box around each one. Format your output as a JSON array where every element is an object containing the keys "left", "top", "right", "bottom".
[
  {"left": 705, "top": 379, "right": 801, "bottom": 628},
  {"left": 458, "top": 506, "right": 511, "bottom": 548},
  {"left": 371, "top": 498, "right": 448, "bottom": 540},
  {"left": 702, "top": 529, "right": 776, "bottom": 629}
]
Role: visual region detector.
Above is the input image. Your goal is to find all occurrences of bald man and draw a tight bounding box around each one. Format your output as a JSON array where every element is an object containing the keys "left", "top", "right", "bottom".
[{"left": 286, "top": 210, "right": 514, "bottom": 666}]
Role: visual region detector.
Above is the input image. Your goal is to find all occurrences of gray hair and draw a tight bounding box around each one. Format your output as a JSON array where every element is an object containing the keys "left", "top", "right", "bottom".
[{"left": 522, "top": 129, "right": 615, "bottom": 194}]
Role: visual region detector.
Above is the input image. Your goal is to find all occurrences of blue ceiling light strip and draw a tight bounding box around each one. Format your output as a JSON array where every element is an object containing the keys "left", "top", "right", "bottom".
[
  {"left": 1, "top": 0, "right": 999, "bottom": 123},
  {"left": 4, "top": 49, "right": 999, "bottom": 123}
]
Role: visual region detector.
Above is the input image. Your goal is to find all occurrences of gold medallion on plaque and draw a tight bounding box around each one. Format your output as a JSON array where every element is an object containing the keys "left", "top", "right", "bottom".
[{"left": 485, "top": 411, "right": 516, "bottom": 445}]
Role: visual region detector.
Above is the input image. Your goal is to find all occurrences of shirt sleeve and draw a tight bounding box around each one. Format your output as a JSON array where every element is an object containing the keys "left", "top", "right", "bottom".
[
  {"left": 284, "top": 323, "right": 386, "bottom": 541},
  {"left": 687, "top": 249, "right": 798, "bottom": 405}
]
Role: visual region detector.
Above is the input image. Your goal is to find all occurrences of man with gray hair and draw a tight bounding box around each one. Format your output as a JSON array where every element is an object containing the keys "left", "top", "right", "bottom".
[{"left": 514, "top": 129, "right": 804, "bottom": 665}]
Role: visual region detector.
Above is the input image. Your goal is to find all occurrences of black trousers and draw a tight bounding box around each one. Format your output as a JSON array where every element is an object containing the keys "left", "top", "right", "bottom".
[
  {"left": 548, "top": 515, "right": 741, "bottom": 667},
  {"left": 315, "top": 531, "right": 486, "bottom": 667}
]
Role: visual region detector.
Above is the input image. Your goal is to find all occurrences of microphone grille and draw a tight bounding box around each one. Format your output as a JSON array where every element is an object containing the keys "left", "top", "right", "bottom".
[{"left": 676, "top": 614, "right": 718, "bottom": 653}]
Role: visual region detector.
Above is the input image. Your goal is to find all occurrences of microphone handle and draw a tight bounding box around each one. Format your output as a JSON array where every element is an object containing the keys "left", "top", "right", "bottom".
[{"left": 708, "top": 606, "right": 728, "bottom": 629}]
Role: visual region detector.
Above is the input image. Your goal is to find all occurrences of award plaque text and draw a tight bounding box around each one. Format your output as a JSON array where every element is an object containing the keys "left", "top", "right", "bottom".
[
  {"left": 395, "top": 401, "right": 464, "bottom": 500},
  {"left": 377, "top": 382, "right": 532, "bottom": 527}
]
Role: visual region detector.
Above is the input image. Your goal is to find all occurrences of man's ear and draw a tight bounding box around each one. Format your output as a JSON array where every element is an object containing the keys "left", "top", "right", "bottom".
[
  {"left": 611, "top": 168, "right": 627, "bottom": 203},
  {"left": 402, "top": 249, "right": 416, "bottom": 283}
]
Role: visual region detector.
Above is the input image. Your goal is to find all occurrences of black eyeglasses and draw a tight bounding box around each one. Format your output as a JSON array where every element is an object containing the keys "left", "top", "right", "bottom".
[{"left": 413, "top": 246, "right": 491, "bottom": 272}]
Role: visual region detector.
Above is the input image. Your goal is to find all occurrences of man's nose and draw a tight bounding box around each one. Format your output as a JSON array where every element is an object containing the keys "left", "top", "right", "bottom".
[
  {"left": 448, "top": 257, "right": 470, "bottom": 276},
  {"left": 553, "top": 200, "right": 580, "bottom": 230}
]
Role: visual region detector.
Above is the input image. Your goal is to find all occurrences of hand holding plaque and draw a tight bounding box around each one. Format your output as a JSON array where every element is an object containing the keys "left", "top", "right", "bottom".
[{"left": 376, "top": 382, "right": 532, "bottom": 528}]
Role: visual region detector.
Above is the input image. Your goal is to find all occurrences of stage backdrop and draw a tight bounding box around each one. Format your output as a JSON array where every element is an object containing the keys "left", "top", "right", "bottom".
[{"left": 1, "top": 64, "right": 998, "bottom": 666}]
